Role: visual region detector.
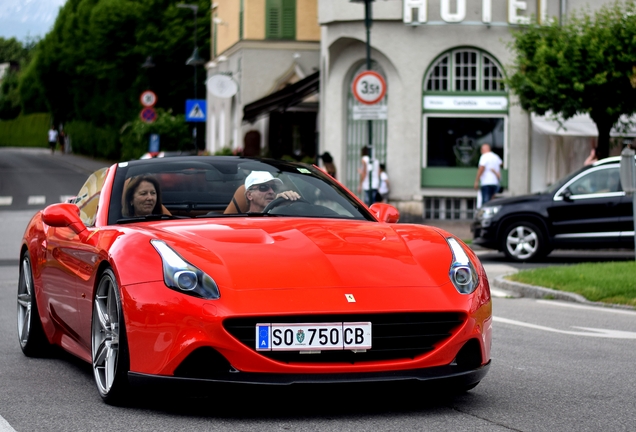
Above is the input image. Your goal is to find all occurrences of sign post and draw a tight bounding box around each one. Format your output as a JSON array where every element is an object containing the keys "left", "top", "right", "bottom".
[
  {"left": 351, "top": 0, "right": 378, "bottom": 204},
  {"left": 620, "top": 145, "right": 636, "bottom": 261}
]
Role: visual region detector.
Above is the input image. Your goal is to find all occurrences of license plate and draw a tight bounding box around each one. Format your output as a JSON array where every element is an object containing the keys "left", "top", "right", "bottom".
[{"left": 256, "top": 322, "right": 372, "bottom": 351}]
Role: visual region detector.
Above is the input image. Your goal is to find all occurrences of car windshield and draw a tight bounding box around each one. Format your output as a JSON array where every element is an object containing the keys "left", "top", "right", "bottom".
[{"left": 108, "top": 156, "right": 373, "bottom": 224}]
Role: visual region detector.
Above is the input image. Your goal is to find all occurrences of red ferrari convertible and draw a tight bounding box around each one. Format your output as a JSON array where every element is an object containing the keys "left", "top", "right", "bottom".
[{"left": 17, "top": 156, "right": 491, "bottom": 404}]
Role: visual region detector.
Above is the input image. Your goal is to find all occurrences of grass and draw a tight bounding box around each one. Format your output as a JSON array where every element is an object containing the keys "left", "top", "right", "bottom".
[{"left": 506, "top": 261, "right": 636, "bottom": 307}]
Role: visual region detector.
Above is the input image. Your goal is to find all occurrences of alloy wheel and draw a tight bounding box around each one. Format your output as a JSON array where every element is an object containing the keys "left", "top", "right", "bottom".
[
  {"left": 91, "top": 271, "right": 122, "bottom": 397},
  {"left": 17, "top": 256, "right": 34, "bottom": 349},
  {"left": 505, "top": 224, "right": 540, "bottom": 261}
]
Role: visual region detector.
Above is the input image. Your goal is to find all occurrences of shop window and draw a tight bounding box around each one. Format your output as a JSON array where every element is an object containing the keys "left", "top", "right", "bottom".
[{"left": 427, "top": 117, "right": 504, "bottom": 167}]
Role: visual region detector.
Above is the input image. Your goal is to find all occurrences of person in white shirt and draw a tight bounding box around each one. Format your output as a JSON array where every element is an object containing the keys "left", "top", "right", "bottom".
[
  {"left": 377, "top": 163, "right": 390, "bottom": 203},
  {"left": 357, "top": 146, "right": 380, "bottom": 206},
  {"left": 474, "top": 144, "right": 502, "bottom": 206},
  {"left": 48, "top": 126, "right": 59, "bottom": 154}
]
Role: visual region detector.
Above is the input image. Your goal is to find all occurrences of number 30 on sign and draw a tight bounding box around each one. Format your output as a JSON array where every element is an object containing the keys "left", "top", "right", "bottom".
[{"left": 352, "top": 71, "right": 387, "bottom": 105}]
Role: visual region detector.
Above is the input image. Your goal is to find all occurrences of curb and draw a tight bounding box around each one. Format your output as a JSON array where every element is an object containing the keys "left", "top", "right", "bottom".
[{"left": 492, "top": 275, "right": 636, "bottom": 311}]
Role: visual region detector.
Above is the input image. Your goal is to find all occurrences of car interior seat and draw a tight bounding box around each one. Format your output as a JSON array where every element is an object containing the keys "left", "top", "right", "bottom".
[{"left": 224, "top": 185, "right": 247, "bottom": 214}]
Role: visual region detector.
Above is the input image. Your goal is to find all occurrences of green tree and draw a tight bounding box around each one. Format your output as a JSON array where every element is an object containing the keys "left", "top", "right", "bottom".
[
  {"left": 507, "top": 1, "right": 636, "bottom": 159},
  {"left": 0, "top": 37, "right": 37, "bottom": 119},
  {"left": 18, "top": 0, "right": 210, "bottom": 156}
]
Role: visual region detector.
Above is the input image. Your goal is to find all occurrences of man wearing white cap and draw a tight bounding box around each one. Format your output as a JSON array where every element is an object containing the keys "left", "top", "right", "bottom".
[{"left": 244, "top": 171, "right": 300, "bottom": 213}]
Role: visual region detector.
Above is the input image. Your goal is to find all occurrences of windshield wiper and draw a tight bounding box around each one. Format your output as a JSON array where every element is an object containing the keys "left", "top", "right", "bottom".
[{"left": 116, "top": 214, "right": 189, "bottom": 224}]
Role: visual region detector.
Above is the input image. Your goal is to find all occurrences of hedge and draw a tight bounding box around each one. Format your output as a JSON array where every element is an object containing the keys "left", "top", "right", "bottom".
[{"left": 0, "top": 113, "right": 51, "bottom": 147}]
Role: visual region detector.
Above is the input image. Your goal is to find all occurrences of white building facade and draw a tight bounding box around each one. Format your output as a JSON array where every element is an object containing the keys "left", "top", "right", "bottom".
[{"left": 318, "top": 0, "right": 615, "bottom": 221}]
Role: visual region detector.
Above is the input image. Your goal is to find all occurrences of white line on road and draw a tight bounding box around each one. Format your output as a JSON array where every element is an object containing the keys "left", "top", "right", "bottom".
[
  {"left": 535, "top": 299, "right": 636, "bottom": 315},
  {"left": 0, "top": 415, "right": 16, "bottom": 432},
  {"left": 0, "top": 197, "right": 12, "bottom": 206},
  {"left": 27, "top": 196, "right": 45, "bottom": 205},
  {"left": 494, "top": 316, "right": 636, "bottom": 339}
]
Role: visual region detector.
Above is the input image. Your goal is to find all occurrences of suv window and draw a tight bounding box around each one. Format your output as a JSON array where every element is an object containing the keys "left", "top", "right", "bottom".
[{"left": 567, "top": 166, "right": 621, "bottom": 196}]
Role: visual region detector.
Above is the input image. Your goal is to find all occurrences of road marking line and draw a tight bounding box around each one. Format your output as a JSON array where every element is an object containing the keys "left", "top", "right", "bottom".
[
  {"left": 0, "top": 415, "right": 17, "bottom": 432},
  {"left": 494, "top": 316, "right": 636, "bottom": 339},
  {"left": 27, "top": 196, "right": 45, "bottom": 205},
  {"left": 491, "top": 288, "right": 514, "bottom": 298},
  {"left": 535, "top": 299, "right": 636, "bottom": 315},
  {"left": 0, "top": 197, "right": 12, "bottom": 205}
]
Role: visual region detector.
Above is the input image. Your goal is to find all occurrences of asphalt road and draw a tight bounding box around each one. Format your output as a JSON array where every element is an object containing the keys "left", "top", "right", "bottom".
[{"left": 1, "top": 148, "right": 636, "bottom": 431}]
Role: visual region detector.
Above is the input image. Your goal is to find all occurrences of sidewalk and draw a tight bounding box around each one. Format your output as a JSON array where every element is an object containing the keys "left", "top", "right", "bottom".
[{"left": 422, "top": 219, "right": 473, "bottom": 241}]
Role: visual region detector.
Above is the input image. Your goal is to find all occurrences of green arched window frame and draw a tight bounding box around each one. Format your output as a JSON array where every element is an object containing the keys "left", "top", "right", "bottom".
[{"left": 422, "top": 48, "right": 508, "bottom": 188}]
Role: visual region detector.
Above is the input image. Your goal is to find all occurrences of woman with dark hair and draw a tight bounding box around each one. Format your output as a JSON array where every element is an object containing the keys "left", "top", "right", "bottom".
[
  {"left": 320, "top": 152, "right": 337, "bottom": 179},
  {"left": 122, "top": 175, "right": 163, "bottom": 217}
]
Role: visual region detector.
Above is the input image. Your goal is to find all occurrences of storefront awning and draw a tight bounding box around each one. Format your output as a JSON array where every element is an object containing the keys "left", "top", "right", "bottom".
[
  {"left": 243, "top": 71, "right": 320, "bottom": 123},
  {"left": 531, "top": 113, "right": 636, "bottom": 137}
]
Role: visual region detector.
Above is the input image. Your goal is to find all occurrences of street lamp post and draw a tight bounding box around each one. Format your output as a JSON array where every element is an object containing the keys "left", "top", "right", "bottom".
[
  {"left": 177, "top": 3, "right": 205, "bottom": 152},
  {"left": 351, "top": 0, "right": 375, "bottom": 203}
]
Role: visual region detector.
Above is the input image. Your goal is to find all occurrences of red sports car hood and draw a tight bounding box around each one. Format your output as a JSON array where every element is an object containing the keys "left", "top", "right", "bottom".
[{"left": 150, "top": 219, "right": 455, "bottom": 290}]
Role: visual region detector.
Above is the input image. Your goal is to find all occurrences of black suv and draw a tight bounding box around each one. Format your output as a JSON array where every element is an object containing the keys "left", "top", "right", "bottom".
[{"left": 472, "top": 156, "right": 634, "bottom": 261}]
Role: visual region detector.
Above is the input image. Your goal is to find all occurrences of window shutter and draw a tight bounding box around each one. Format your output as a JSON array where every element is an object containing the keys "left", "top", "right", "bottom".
[
  {"left": 281, "top": 0, "right": 296, "bottom": 39},
  {"left": 266, "top": 0, "right": 295, "bottom": 40},
  {"left": 266, "top": 0, "right": 282, "bottom": 39}
]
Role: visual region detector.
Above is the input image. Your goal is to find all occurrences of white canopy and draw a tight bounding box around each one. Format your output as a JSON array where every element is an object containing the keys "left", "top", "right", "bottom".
[{"left": 531, "top": 113, "right": 636, "bottom": 137}]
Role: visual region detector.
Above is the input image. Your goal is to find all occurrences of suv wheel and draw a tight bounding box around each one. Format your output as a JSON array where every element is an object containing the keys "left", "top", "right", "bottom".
[{"left": 502, "top": 222, "right": 547, "bottom": 262}]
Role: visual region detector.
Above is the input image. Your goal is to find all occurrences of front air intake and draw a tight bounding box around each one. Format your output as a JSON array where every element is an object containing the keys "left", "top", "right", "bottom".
[{"left": 224, "top": 312, "right": 464, "bottom": 364}]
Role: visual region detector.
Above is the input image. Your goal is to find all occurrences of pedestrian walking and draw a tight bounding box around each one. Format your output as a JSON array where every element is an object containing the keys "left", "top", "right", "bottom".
[
  {"left": 357, "top": 146, "right": 380, "bottom": 206},
  {"left": 473, "top": 143, "right": 502, "bottom": 206},
  {"left": 377, "top": 163, "right": 390, "bottom": 203},
  {"left": 48, "top": 126, "right": 59, "bottom": 154}
]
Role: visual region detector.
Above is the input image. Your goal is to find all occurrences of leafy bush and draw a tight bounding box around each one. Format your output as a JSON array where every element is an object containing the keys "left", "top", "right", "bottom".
[
  {"left": 119, "top": 109, "right": 190, "bottom": 161},
  {"left": 0, "top": 113, "right": 50, "bottom": 147},
  {"left": 65, "top": 121, "right": 119, "bottom": 160}
]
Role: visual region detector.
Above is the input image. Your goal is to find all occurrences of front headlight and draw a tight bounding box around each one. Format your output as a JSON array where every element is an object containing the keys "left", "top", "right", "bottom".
[
  {"left": 475, "top": 205, "right": 501, "bottom": 221},
  {"left": 446, "top": 237, "right": 479, "bottom": 295},
  {"left": 151, "top": 239, "right": 220, "bottom": 300}
]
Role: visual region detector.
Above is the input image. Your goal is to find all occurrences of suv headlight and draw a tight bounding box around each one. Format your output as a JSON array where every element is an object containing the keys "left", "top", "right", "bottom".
[
  {"left": 446, "top": 237, "right": 479, "bottom": 295},
  {"left": 475, "top": 205, "right": 501, "bottom": 222},
  {"left": 151, "top": 239, "right": 220, "bottom": 300}
]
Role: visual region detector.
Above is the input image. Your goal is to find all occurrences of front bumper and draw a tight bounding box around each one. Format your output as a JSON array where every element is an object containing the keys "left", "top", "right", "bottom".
[
  {"left": 128, "top": 361, "right": 490, "bottom": 388},
  {"left": 471, "top": 220, "right": 499, "bottom": 250}
]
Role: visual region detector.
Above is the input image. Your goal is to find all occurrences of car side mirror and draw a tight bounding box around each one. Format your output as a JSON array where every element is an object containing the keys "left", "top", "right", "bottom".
[
  {"left": 369, "top": 203, "right": 400, "bottom": 223},
  {"left": 561, "top": 188, "right": 573, "bottom": 202},
  {"left": 42, "top": 203, "right": 87, "bottom": 235}
]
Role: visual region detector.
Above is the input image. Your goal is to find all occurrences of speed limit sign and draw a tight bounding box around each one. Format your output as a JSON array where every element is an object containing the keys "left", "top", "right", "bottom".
[
  {"left": 352, "top": 71, "right": 386, "bottom": 105},
  {"left": 140, "top": 90, "right": 157, "bottom": 107}
]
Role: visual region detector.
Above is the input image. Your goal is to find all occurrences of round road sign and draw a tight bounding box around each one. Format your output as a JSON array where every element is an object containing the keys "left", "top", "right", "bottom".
[
  {"left": 140, "top": 107, "right": 157, "bottom": 123},
  {"left": 140, "top": 90, "right": 157, "bottom": 107},
  {"left": 352, "top": 71, "right": 386, "bottom": 105}
]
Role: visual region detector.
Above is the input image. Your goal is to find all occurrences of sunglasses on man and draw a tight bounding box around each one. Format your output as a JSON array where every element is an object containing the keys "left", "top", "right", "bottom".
[{"left": 251, "top": 183, "right": 278, "bottom": 193}]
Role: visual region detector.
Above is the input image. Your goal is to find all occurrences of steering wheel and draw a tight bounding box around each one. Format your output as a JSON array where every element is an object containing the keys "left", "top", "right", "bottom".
[{"left": 263, "top": 196, "right": 310, "bottom": 214}]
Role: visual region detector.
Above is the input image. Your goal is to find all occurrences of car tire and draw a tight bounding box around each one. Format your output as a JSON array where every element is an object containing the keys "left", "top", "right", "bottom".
[
  {"left": 501, "top": 222, "right": 547, "bottom": 262},
  {"left": 17, "top": 251, "right": 50, "bottom": 357},
  {"left": 91, "top": 269, "right": 130, "bottom": 405}
]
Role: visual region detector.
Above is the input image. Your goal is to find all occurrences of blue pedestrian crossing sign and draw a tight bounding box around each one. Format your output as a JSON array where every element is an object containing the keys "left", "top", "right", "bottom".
[
  {"left": 185, "top": 99, "right": 206, "bottom": 122},
  {"left": 149, "top": 134, "right": 160, "bottom": 152}
]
